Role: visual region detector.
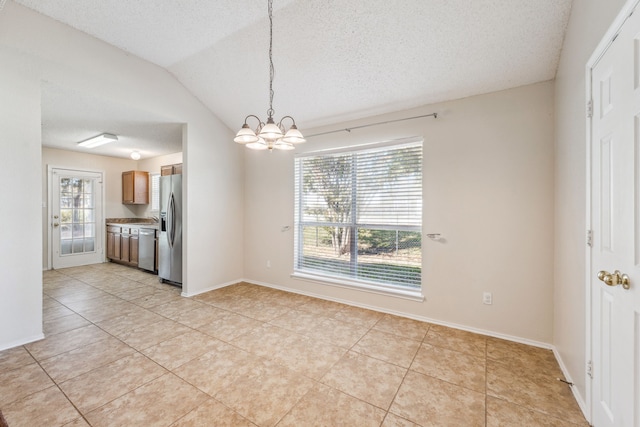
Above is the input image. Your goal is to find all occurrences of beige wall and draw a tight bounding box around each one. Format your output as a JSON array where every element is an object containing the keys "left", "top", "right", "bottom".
[
  {"left": 0, "top": 60, "right": 43, "bottom": 348},
  {"left": 553, "top": 0, "right": 627, "bottom": 408},
  {"left": 244, "top": 81, "right": 555, "bottom": 344},
  {"left": 0, "top": 1, "right": 243, "bottom": 348}
]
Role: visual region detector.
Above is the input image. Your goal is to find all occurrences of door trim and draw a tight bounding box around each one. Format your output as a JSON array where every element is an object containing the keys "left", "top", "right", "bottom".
[
  {"left": 46, "top": 165, "right": 106, "bottom": 270},
  {"left": 585, "top": 0, "right": 640, "bottom": 422}
]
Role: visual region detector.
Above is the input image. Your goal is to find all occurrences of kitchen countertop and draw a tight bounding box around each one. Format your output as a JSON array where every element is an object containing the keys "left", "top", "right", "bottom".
[{"left": 107, "top": 222, "right": 159, "bottom": 229}]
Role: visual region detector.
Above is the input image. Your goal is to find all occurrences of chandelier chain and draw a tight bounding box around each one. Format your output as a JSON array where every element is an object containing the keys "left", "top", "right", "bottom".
[
  {"left": 234, "top": 0, "right": 305, "bottom": 150},
  {"left": 267, "top": 0, "right": 275, "bottom": 118}
]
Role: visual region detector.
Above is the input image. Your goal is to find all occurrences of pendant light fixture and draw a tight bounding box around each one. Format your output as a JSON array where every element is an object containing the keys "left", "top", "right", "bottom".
[{"left": 234, "top": 0, "right": 305, "bottom": 151}]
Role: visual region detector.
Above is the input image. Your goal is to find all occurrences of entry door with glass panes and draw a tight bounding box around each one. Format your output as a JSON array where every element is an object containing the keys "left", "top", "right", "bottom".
[{"left": 51, "top": 169, "right": 103, "bottom": 268}]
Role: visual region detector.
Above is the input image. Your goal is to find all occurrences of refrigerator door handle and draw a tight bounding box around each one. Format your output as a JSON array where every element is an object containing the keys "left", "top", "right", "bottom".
[{"left": 168, "top": 193, "right": 176, "bottom": 248}]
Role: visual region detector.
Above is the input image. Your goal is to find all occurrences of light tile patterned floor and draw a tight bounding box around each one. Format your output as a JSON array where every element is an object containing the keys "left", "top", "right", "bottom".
[{"left": 0, "top": 263, "right": 588, "bottom": 426}]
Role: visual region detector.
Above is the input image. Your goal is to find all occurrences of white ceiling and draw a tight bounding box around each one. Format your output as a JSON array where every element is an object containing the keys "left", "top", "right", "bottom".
[
  {"left": 15, "top": 0, "right": 572, "bottom": 158},
  {"left": 40, "top": 83, "right": 184, "bottom": 159}
]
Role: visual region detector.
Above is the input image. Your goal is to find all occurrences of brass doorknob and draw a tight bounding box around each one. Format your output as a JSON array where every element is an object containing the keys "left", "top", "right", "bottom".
[
  {"left": 597, "top": 270, "right": 631, "bottom": 290},
  {"left": 53, "top": 222, "right": 59, "bottom": 227}
]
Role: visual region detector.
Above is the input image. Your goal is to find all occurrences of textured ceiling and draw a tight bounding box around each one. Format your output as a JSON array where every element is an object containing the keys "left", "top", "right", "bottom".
[
  {"left": 14, "top": 0, "right": 572, "bottom": 157},
  {"left": 41, "top": 83, "right": 183, "bottom": 159}
]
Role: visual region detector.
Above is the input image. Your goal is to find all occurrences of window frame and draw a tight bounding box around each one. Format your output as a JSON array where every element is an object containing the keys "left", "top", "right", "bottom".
[
  {"left": 150, "top": 173, "right": 160, "bottom": 214},
  {"left": 293, "top": 137, "right": 424, "bottom": 301}
]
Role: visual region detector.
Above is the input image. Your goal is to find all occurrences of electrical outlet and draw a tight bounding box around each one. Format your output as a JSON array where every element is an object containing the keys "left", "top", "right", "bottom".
[
  {"left": 483, "top": 292, "right": 492, "bottom": 305},
  {"left": 266, "top": 260, "right": 271, "bottom": 269}
]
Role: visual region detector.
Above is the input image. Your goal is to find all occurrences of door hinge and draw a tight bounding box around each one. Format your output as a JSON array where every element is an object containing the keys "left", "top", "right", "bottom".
[
  {"left": 587, "top": 360, "right": 593, "bottom": 379},
  {"left": 587, "top": 229, "right": 593, "bottom": 247},
  {"left": 587, "top": 99, "right": 593, "bottom": 118}
]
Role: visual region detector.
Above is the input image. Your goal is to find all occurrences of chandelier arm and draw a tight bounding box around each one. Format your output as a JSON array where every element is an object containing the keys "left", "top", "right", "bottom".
[
  {"left": 277, "top": 115, "right": 296, "bottom": 127},
  {"left": 244, "top": 114, "right": 263, "bottom": 126}
]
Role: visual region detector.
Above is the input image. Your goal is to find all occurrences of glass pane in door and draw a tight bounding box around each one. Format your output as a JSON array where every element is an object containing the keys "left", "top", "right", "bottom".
[{"left": 59, "top": 176, "right": 96, "bottom": 256}]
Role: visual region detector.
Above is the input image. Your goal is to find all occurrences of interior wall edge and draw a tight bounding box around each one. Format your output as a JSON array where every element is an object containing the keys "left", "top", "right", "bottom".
[
  {"left": 180, "top": 277, "right": 243, "bottom": 298},
  {"left": 0, "top": 333, "right": 44, "bottom": 353},
  {"left": 552, "top": 347, "right": 589, "bottom": 420}
]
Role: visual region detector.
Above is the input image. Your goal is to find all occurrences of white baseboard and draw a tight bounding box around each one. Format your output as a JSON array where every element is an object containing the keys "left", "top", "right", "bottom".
[
  {"left": 181, "top": 277, "right": 243, "bottom": 297},
  {"left": 243, "top": 277, "right": 553, "bottom": 350},
  {"left": 553, "top": 347, "right": 590, "bottom": 423},
  {"left": 0, "top": 333, "right": 45, "bottom": 352}
]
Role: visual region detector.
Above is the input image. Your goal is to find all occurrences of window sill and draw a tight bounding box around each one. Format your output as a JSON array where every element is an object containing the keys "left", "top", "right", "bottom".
[{"left": 291, "top": 271, "right": 425, "bottom": 302}]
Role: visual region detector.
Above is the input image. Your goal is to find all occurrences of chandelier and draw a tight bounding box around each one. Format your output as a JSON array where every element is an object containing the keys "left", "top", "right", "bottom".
[{"left": 233, "top": 0, "right": 305, "bottom": 151}]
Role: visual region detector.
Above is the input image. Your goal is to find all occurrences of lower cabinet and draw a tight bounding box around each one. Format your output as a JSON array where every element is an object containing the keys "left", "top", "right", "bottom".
[
  {"left": 106, "top": 226, "right": 139, "bottom": 266},
  {"left": 121, "top": 232, "right": 130, "bottom": 262},
  {"left": 130, "top": 233, "right": 139, "bottom": 265},
  {"left": 106, "top": 228, "right": 116, "bottom": 259},
  {"left": 107, "top": 226, "right": 121, "bottom": 260}
]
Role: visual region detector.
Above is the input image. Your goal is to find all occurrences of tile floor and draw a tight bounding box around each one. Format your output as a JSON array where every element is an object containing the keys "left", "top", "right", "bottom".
[{"left": 0, "top": 263, "right": 588, "bottom": 426}]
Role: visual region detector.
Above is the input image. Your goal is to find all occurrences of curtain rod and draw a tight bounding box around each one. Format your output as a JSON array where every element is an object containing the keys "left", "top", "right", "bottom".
[{"left": 305, "top": 112, "right": 438, "bottom": 138}]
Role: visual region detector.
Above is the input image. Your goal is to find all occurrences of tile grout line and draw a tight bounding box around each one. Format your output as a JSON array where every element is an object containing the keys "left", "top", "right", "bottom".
[
  {"left": 41, "top": 268, "right": 210, "bottom": 424},
  {"left": 21, "top": 345, "right": 92, "bottom": 427},
  {"left": 36, "top": 265, "right": 587, "bottom": 426},
  {"left": 379, "top": 322, "right": 432, "bottom": 426}
]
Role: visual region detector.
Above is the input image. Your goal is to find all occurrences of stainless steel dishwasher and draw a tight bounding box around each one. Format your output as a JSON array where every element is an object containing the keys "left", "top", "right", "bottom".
[{"left": 138, "top": 228, "right": 156, "bottom": 272}]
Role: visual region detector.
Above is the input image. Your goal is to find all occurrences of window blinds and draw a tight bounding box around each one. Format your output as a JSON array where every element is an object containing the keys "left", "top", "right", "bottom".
[{"left": 294, "top": 139, "right": 423, "bottom": 289}]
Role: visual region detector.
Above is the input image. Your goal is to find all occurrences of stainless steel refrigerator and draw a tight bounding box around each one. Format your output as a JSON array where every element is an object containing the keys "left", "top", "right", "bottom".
[{"left": 158, "top": 174, "right": 182, "bottom": 285}]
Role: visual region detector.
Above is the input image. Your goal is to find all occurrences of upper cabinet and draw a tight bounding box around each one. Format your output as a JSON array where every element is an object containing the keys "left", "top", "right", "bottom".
[
  {"left": 122, "top": 170, "right": 149, "bottom": 204},
  {"left": 161, "top": 163, "right": 182, "bottom": 176}
]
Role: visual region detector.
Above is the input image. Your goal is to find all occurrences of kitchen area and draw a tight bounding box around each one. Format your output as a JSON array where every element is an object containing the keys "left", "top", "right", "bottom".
[
  {"left": 40, "top": 82, "right": 187, "bottom": 286},
  {"left": 105, "top": 163, "right": 183, "bottom": 286},
  {"left": 42, "top": 138, "right": 184, "bottom": 290}
]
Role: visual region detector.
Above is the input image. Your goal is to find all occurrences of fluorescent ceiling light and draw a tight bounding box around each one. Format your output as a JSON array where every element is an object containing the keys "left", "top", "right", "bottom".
[{"left": 78, "top": 133, "right": 118, "bottom": 148}]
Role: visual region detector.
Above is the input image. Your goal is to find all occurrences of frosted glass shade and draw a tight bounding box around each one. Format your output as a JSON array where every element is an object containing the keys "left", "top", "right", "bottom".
[
  {"left": 246, "top": 138, "right": 269, "bottom": 150},
  {"left": 258, "top": 120, "right": 283, "bottom": 140},
  {"left": 274, "top": 141, "right": 295, "bottom": 150},
  {"left": 281, "top": 125, "right": 306, "bottom": 144},
  {"left": 234, "top": 124, "right": 259, "bottom": 144}
]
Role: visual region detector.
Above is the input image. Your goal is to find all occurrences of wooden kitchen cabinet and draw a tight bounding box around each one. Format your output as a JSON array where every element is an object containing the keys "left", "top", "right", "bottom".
[
  {"left": 106, "top": 233, "right": 114, "bottom": 258},
  {"left": 106, "top": 226, "right": 119, "bottom": 259},
  {"left": 106, "top": 226, "right": 139, "bottom": 266},
  {"left": 160, "top": 163, "right": 182, "bottom": 176},
  {"left": 121, "top": 232, "right": 130, "bottom": 262},
  {"left": 129, "top": 231, "right": 139, "bottom": 265},
  {"left": 122, "top": 171, "right": 149, "bottom": 204}
]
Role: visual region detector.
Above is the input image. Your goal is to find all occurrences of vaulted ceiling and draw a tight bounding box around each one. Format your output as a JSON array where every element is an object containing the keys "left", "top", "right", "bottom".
[{"left": 13, "top": 0, "right": 573, "bottom": 158}]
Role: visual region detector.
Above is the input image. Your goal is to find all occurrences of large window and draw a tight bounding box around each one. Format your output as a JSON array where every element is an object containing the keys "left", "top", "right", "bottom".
[{"left": 294, "top": 139, "right": 423, "bottom": 292}]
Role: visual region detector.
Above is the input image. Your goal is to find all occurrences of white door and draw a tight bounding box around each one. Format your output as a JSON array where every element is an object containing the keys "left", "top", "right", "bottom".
[
  {"left": 50, "top": 168, "right": 103, "bottom": 268},
  {"left": 590, "top": 6, "right": 640, "bottom": 426}
]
